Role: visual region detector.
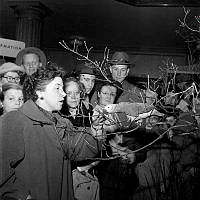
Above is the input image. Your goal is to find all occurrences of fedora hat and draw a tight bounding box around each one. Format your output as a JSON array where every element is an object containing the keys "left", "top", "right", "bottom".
[
  {"left": 108, "top": 51, "right": 132, "bottom": 65},
  {"left": 15, "top": 47, "right": 47, "bottom": 67},
  {"left": 77, "top": 62, "right": 95, "bottom": 75},
  {"left": 0, "top": 62, "right": 25, "bottom": 75}
]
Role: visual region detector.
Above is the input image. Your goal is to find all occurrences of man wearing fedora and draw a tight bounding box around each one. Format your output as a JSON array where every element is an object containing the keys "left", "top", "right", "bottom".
[
  {"left": 78, "top": 62, "right": 96, "bottom": 96},
  {"left": 77, "top": 62, "right": 96, "bottom": 108},
  {"left": 109, "top": 51, "right": 157, "bottom": 104},
  {"left": 15, "top": 47, "right": 47, "bottom": 76},
  {"left": 90, "top": 51, "right": 145, "bottom": 105},
  {"left": 108, "top": 51, "right": 144, "bottom": 103}
]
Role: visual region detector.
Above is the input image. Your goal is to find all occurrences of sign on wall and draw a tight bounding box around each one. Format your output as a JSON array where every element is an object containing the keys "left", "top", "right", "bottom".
[{"left": 0, "top": 38, "right": 25, "bottom": 58}]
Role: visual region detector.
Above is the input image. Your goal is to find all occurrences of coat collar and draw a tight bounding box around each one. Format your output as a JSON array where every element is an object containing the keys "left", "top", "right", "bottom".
[
  {"left": 20, "top": 100, "right": 74, "bottom": 129},
  {"left": 19, "top": 100, "right": 53, "bottom": 124}
]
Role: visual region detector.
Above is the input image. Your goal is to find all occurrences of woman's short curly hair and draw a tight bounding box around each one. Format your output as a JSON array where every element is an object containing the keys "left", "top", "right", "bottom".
[
  {"left": 23, "top": 62, "right": 65, "bottom": 102},
  {"left": 64, "top": 76, "right": 86, "bottom": 99}
]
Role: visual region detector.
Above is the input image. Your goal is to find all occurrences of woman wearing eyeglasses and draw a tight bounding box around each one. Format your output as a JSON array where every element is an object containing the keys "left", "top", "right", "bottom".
[
  {"left": 91, "top": 80, "right": 146, "bottom": 200},
  {"left": 60, "top": 77, "right": 102, "bottom": 200},
  {"left": 92, "top": 79, "right": 123, "bottom": 135},
  {"left": 0, "top": 62, "right": 25, "bottom": 90},
  {"left": 60, "top": 76, "right": 93, "bottom": 127}
]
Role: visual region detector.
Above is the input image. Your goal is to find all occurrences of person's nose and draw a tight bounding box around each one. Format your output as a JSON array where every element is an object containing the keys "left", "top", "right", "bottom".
[
  {"left": 106, "top": 94, "right": 112, "bottom": 100},
  {"left": 8, "top": 78, "right": 16, "bottom": 84},
  {"left": 61, "top": 89, "right": 66, "bottom": 97},
  {"left": 10, "top": 80, "right": 15, "bottom": 83},
  {"left": 15, "top": 100, "right": 21, "bottom": 105},
  {"left": 88, "top": 80, "right": 92, "bottom": 88},
  {"left": 117, "top": 69, "right": 121, "bottom": 76},
  {"left": 70, "top": 92, "right": 77, "bottom": 99},
  {"left": 25, "top": 63, "right": 34, "bottom": 68}
]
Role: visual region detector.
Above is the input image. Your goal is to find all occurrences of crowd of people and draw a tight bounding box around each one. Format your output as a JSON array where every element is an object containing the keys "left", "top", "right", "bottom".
[{"left": 0, "top": 46, "right": 200, "bottom": 200}]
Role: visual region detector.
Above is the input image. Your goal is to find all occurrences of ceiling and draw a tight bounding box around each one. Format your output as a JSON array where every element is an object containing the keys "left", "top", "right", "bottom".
[{"left": 1, "top": 0, "right": 200, "bottom": 54}]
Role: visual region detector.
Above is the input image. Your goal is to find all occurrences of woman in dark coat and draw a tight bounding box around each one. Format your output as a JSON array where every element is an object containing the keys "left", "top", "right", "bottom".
[
  {"left": 0, "top": 63, "right": 102, "bottom": 200},
  {"left": 60, "top": 77, "right": 93, "bottom": 128},
  {"left": 60, "top": 77, "right": 101, "bottom": 200}
]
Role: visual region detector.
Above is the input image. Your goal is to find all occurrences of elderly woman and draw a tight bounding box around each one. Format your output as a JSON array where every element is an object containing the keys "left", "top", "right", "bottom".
[
  {"left": 0, "top": 63, "right": 102, "bottom": 200},
  {"left": 60, "top": 77, "right": 93, "bottom": 127},
  {"left": 0, "top": 83, "right": 24, "bottom": 116},
  {"left": 60, "top": 77, "right": 101, "bottom": 200}
]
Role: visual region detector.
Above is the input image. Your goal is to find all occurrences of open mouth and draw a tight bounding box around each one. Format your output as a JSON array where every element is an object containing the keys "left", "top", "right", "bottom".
[{"left": 59, "top": 99, "right": 64, "bottom": 104}]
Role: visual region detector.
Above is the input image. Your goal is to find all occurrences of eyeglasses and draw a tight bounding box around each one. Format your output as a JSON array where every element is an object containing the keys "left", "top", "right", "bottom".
[
  {"left": 101, "top": 92, "right": 116, "bottom": 97},
  {"left": 3, "top": 76, "right": 20, "bottom": 83},
  {"left": 66, "top": 91, "right": 80, "bottom": 97}
]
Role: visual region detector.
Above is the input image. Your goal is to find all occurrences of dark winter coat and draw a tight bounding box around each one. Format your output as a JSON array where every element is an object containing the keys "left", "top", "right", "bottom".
[{"left": 0, "top": 100, "right": 101, "bottom": 200}]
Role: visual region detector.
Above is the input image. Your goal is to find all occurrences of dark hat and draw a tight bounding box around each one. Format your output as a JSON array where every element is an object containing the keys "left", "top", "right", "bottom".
[
  {"left": 76, "top": 62, "right": 95, "bottom": 75},
  {"left": 15, "top": 47, "right": 47, "bottom": 67},
  {"left": 108, "top": 51, "right": 132, "bottom": 65}
]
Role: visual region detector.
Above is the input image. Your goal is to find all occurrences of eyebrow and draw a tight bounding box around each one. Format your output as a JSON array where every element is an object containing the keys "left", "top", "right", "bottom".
[{"left": 55, "top": 83, "right": 63, "bottom": 87}]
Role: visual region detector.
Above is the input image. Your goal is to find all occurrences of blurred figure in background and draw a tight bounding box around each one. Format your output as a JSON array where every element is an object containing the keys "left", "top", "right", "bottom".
[{"left": 15, "top": 47, "right": 46, "bottom": 76}]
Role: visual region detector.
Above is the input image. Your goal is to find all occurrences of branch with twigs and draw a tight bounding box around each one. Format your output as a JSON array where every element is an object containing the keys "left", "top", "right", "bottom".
[
  {"left": 59, "top": 39, "right": 200, "bottom": 162},
  {"left": 59, "top": 40, "right": 112, "bottom": 83},
  {"left": 179, "top": 7, "right": 200, "bottom": 34},
  {"left": 59, "top": 40, "right": 149, "bottom": 105}
]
